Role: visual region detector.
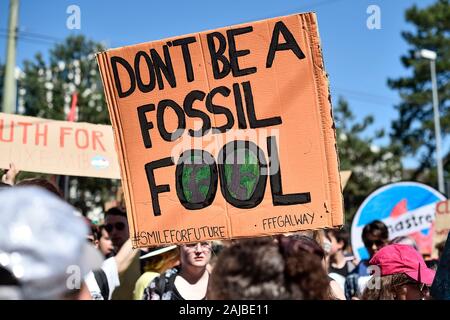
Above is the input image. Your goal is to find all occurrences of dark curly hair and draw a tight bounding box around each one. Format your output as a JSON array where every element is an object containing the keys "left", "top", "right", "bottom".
[
  {"left": 279, "top": 235, "right": 331, "bottom": 300},
  {"left": 361, "top": 273, "right": 416, "bottom": 300},
  {"left": 208, "top": 237, "right": 291, "bottom": 299},
  {"left": 208, "top": 236, "right": 330, "bottom": 300}
]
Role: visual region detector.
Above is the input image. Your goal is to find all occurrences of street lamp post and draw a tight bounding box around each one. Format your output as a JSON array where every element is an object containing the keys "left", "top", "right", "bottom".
[
  {"left": 1, "top": 0, "right": 20, "bottom": 114},
  {"left": 415, "top": 49, "right": 445, "bottom": 194}
]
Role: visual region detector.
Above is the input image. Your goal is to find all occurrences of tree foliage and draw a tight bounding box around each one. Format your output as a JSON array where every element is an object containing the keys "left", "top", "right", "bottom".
[
  {"left": 18, "top": 35, "right": 119, "bottom": 215},
  {"left": 335, "top": 98, "right": 402, "bottom": 223},
  {"left": 388, "top": 0, "right": 450, "bottom": 184}
]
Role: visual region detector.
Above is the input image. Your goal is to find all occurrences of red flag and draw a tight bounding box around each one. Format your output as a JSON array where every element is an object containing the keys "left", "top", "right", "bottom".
[
  {"left": 390, "top": 199, "right": 408, "bottom": 218},
  {"left": 67, "top": 92, "right": 78, "bottom": 122}
]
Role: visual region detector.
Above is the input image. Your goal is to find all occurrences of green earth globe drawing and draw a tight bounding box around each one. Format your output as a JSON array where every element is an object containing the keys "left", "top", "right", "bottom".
[{"left": 180, "top": 150, "right": 260, "bottom": 204}]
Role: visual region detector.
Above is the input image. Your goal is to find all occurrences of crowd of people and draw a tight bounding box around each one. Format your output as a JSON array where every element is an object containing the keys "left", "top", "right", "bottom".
[{"left": 0, "top": 165, "right": 447, "bottom": 300}]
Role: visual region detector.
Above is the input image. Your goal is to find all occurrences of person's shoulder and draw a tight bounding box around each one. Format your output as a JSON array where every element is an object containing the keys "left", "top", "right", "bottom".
[
  {"left": 135, "top": 272, "right": 158, "bottom": 300},
  {"left": 137, "top": 271, "right": 160, "bottom": 284},
  {"left": 102, "top": 256, "right": 117, "bottom": 270},
  {"left": 357, "top": 259, "right": 370, "bottom": 268},
  {"left": 84, "top": 270, "right": 104, "bottom": 300},
  {"left": 142, "top": 274, "right": 160, "bottom": 300},
  {"left": 346, "top": 260, "right": 356, "bottom": 273},
  {"left": 84, "top": 270, "right": 97, "bottom": 290},
  {"left": 329, "top": 279, "right": 347, "bottom": 300},
  {"left": 346, "top": 259, "right": 366, "bottom": 276},
  {"left": 146, "top": 268, "right": 177, "bottom": 289},
  {"left": 354, "top": 259, "right": 369, "bottom": 269},
  {"left": 166, "top": 267, "right": 179, "bottom": 275},
  {"left": 161, "top": 267, "right": 179, "bottom": 280},
  {"left": 355, "top": 259, "right": 371, "bottom": 275},
  {"left": 101, "top": 257, "right": 119, "bottom": 279},
  {"left": 142, "top": 268, "right": 179, "bottom": 300}
]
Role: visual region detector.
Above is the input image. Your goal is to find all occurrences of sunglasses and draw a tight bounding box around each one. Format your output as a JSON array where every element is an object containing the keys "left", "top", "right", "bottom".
[
  {"left": 363, "top": 239, "right": 386, "bottom": 248},
  {"left": 105, "top": 222, "right": 126, "bottom": 233},
  {"left": 184, "top": 242, "right": 212, "bottom": 250}
]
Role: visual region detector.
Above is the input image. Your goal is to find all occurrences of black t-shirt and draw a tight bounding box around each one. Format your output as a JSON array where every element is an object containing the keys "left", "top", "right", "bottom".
[
  {"left": 142, "top": 267, "right": 206, "bottom": 300},
  {"left": 172, "top": 284, "right": 206, "bottom": 301},
  {"left": 329, "top": 262, "right": 351, "bottom": 278}
]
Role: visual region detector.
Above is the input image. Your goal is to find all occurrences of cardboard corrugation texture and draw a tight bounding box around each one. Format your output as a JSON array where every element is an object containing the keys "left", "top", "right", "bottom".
[
  {"left": 97, "top": 53, "right": 138, "bottom": 237},
  {"left": 302, "top": 13, "right": 344, "bottom": 227}
]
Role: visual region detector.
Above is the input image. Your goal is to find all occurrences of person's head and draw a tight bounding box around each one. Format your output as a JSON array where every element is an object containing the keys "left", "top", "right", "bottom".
[
  {"left": 209, "top": 236, "right": 330, "bottom": 300},
  {"left": 279, "top": 235, "right": 331, "bottom": 300},
  {"left": 326, "top": 228, "right": 350, "bottom": 256},
  {"left": 16, "top": 178, "right": 63, "bottom": 198},
  {"left": 208, "top": 237, "right": 296, "bottom": 299},
  {"left": 95, "top": 225, "right": 115, "bottom": 258},
  {"left": 179, "top": 242, "right": 212, "bottom": 270},
  {"left": 362, "top": 244, "right": 435, "bottom": 300},
  {"left": 362, "top": 273, "right": 430, "bottom": 300},
  {"left": 362, "top": 220, "right": 389, "bottom": 258},
  {"left": 390, "top": 236, "right": 418, "bottom": 251},
  {"left": 104, "top": 207, "right": 129, "bottom": 250},
  {"left": 0, "top": 186, "right": 103, "bottom": 299},
  {"left": 313, "top": 230, "right": 331, "bottom": 257}
]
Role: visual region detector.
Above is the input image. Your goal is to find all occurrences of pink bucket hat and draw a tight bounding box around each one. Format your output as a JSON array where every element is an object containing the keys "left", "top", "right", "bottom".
[{"left": 369, "top": 244, "right": 436, "bottom": 286}]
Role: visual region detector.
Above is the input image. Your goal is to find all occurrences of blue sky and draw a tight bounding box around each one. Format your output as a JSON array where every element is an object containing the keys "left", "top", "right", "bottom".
[{"left": 0, "top": 0, "right": 442, "bottom": 168}]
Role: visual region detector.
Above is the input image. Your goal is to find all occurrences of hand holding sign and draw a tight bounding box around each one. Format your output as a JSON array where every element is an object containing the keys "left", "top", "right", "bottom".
[{"left": 1, "top": 163, "right": 19, "bottom": 186}]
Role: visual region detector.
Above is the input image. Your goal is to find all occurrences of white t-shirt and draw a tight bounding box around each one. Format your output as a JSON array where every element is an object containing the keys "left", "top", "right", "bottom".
[
  {"left": 329, "top": 272, "right": 346, "bottom": 292},
  {"left": 358, "top": 275, "right": 371, "bottom": 296},
  {"left": 85, "top": 257, "right": 120, "bottom": 300}
]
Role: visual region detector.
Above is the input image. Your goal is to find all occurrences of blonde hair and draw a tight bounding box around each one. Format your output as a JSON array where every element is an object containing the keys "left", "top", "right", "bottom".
[{"left": 142, "top": 248, "right": 180, "bottom": 274}]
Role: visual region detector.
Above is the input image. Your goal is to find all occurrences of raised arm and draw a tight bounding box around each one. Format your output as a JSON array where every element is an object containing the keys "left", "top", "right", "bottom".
[{"left": 114, "top": 238, "right": 139, "bottom": 274}]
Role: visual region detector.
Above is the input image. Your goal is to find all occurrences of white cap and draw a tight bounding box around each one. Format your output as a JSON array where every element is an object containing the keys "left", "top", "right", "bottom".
[
  {"left": 0, "top": 186, "right": 103, "bottom": 299},
  {"left": 140, "top": 245, "right": 177, "bottom": 260}
]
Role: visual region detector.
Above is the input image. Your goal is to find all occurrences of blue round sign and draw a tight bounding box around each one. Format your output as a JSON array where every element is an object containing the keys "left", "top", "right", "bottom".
[{"left": 351, "top": 182, "right": 446, "bottom": 261}]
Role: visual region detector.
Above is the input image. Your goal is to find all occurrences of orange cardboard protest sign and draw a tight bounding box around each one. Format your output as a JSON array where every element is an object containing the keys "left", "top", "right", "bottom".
[
  {"left": 97, "top": 12, "right": 343, "bottom": 247},
  {"left": 433, "top": 200, "right": 450, "bottom": 258},
  {"left": 0, "top": 112, "right": 120, "bottom": 179},
  {"left": 340, "top": 171, "right": 352, "bottom": 190}
]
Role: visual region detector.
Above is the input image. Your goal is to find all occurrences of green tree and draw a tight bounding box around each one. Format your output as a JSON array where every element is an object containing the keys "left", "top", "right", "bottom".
[
  {"left": 18, "top": 35, "right": 119, "bottom": 215},
  {"left": 20, "top": 35, "right": 108, "bottom": 123},
  {"left": 388, "top": 0, "right": 450, "bottom": 185},
  {"left": 335, "top": 98, "right": 402, "bottom": 223}
]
